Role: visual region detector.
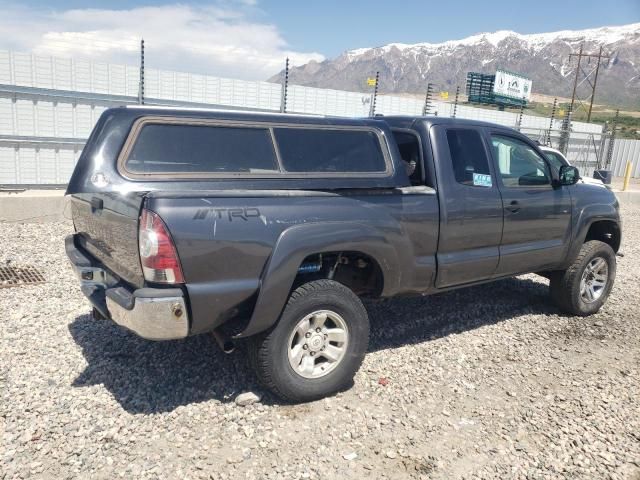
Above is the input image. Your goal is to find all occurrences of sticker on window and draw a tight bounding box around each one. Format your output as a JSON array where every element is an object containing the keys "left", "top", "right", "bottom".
[{"left": 472, "top": 173, "right": 492, "bottom": 187}]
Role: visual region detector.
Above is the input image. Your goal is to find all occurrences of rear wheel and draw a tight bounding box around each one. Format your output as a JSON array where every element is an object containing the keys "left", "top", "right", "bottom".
[
  {"left": 248, "top": 279, "right": 369, "bottom": 403},
  {"left": 550, "top": 240, "right": 616, "bottom": 316}
]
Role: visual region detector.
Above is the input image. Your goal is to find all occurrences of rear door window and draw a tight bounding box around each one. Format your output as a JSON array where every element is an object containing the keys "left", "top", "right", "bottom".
[
  {"left": 273, "top": 128, "right": 387, "bottom": 173},
  {"left": 124, "top": 123, "right": 278, "bottom": 174},
  {"left": 446, "top": 128, "right": 492, "bottom": 187},
  {"left": 392, "top": 130, "right": 423, "bottom": 186}
]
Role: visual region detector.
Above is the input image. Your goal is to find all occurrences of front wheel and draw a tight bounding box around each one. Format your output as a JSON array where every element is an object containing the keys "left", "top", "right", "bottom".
[
  {"left": 248, "top": 279, "right": 370, "bottom": 403},
  {"left": 550, "top": 240, "right": 616, "bottom": 316}
]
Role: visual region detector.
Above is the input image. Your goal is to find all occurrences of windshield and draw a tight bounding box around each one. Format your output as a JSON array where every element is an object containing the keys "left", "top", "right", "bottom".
[{"left": 543, "top": 151, "right": 568, "bottom": 170}]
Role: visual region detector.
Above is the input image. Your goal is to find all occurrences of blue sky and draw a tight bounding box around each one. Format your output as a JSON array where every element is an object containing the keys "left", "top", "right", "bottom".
[
  {"left": 9, "top": 0, "right": 640, "bottom": 55},
  {"left": 0, "top": 0, "right": 638, "bottom": 78},
  {"left": 263, "top": 0, "right": 640, "bottom": 56}
]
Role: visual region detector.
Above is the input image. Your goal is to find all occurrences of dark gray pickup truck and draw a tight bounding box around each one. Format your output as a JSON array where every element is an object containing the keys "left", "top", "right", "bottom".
[{"left": 66, "top": 106, "right": 621, "bottom": 402}]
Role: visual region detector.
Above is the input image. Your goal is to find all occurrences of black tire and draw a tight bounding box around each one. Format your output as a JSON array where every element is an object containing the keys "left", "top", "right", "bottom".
[
  {"left": 248, "top": 279, "right": 369, "bottom": 403},
  {"left": 550, "top": 240, "right": 616, "bottom": 316}
]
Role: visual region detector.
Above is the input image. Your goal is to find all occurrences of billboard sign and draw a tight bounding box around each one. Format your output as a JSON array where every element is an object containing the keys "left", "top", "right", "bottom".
[{"left": 493, "top": 69, "right": 532, "bottom": 101}]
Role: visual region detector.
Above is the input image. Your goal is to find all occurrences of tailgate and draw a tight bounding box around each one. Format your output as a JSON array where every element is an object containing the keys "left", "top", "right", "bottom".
[{"left": 70, "top": 192, "right": 146, "bottom": 288}]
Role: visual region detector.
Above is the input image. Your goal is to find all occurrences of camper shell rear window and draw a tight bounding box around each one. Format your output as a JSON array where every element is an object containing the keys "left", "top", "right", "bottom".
[
  {"left": 118, "top": 117, "right": 392, "bottom": 179},
  {"left": 125, "top": 124, "right": 278, "bottom": 174}
]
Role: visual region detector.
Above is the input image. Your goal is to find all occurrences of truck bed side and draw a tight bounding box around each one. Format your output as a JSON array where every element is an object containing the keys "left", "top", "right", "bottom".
[{"left": 146, "top": 189, "right": 439, "bottom": 336}]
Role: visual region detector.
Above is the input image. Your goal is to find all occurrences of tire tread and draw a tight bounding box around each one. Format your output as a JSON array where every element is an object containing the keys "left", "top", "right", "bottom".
[{"left": 549, "top": 240, "right": 615, "bottom": 316}]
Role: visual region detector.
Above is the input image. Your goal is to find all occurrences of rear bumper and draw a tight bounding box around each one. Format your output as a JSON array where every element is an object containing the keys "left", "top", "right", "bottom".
[
  {"left": 105, "top": 287, "right": 188, "bottom": 340},
  {"left": 65, "top": 234, "right": 189, "bottom": 340}
]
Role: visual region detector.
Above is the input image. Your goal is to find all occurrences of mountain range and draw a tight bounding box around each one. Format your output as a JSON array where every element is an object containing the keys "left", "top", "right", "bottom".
[{"left": 269, "top": 23, "right": 640, "bottom": 110}]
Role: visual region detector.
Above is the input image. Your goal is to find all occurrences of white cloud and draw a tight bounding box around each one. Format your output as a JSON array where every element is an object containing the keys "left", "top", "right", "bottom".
[{"left": 0, "top": 3, "right": 324, "bottom": 80}]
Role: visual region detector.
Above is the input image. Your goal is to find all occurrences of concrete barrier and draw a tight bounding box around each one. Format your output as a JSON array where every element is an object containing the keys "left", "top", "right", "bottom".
[
  {"left": 614, "top": 190, "right": 640, "bottom": 207},
  {"left": 611, "top": 177, "right": 640, "bottom": 207},
  {"left": 0, "top": 189, "right": 69, "bottom": 223}
]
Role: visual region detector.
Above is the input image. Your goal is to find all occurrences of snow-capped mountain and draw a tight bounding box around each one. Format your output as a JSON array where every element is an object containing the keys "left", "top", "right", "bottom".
[{"left": 269, "top": 23, "right": 640, "bottom": 109}]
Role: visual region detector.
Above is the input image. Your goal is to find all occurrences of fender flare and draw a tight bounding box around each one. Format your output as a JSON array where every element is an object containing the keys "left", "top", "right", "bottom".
[
  {"left": 564, "top": 202, "right": 620, "bottom": 268},
  {"left": 235, "top": 221, "right": 407, "bottom": 338}
]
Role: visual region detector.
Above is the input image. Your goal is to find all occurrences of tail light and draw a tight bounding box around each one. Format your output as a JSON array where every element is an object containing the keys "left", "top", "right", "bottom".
[{"left": 139, "top": 208, "right": 184, "bottom": 284}]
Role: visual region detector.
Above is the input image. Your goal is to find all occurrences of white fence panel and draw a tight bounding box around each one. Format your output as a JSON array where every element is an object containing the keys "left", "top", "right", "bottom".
[
  {"left": 53, "top": 57, "right": 73, "bottom": 90},
  {"left": 0, "top": 147, "right": 16, "bottom": 183},
  {"left": 17, "top": 147, "right": 37, "bottom": 184},
  {"left": 0, "top": 51, "right": 11, "bottom": 84},
  {"left": 190, "top": 74, "right": 205, "bottom": 103},
  {"left": 376, "top": 95, "right": 423, "bottom": 116},
  {"left": 144, "top": 68, "right": 160, "bottom": 98},
  {"left": 12, "top": 52, "right": 34, "bottom": 87},
  {"left": 38, "top": 148, "right": 57, "bottom": 184},
  {"left": 0, "top": 146, "right": 83, "bottom": 184},
  {"left": 73, "top": 60, "right": 91, "bottom": 92},
  {"left": 37, "top": 101, "right": 56, "bottom": 137},
  {"left": 75, "top": 104, "right": 94, "bottom": 138},
  {"left": 522, "top": 114, "right": 549, "bottom": 131},
  {"left": 288, "top": 85, "right": 369, "bottom": 117},
  {"left": 0, "top": 98, "right": 13, "bottom": 135},
  {"left": 56, "top": 103, "right": 74, "bottom": 138},
  {"left": 126, "top": 65, "right": 139, "bottom": 96},
  {"left": 34, "top": 55, "right": 53, "bottom": 88},
  {"left": 4, "top": 48, "right": 640, "bottom": 184},
  {"left": 58, "top": 149, "right": 78, "bottom": 183},
  {"left": 109, "top": 64, "right": 127, "bottom": 96},
  {"left": 94, "top": 63, "right": 110, "bottom": 93},
  {"left": 258, "top": 82, "right": 281, "bottom": 111},
  {"left": 218, "top": 78, "right": 234, "bottom": 105},
  {"left": 15, "top": 100, "right": 35, "bottom": 137}
]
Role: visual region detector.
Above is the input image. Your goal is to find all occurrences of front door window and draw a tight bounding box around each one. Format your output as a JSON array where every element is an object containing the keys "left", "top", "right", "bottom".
[{"left": 491, "top": 135, "right": 551, "bottom": 188}]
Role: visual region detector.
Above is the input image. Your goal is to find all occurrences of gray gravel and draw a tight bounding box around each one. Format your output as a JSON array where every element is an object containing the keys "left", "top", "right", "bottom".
[{"left": 2, "top": 205, "right": 639, "bottom": 480}]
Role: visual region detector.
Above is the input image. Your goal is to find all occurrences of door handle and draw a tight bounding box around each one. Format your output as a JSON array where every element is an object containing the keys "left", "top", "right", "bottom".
[{"left": 505, "top": 200, "right": 520, "bottom": 213}]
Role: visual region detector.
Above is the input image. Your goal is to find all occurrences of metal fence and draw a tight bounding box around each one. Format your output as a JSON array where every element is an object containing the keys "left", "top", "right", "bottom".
[
  {"left": 607, "top": 138, "right": 640, "bottom": 178},
  {"left": 1, "top": 49, "right": 635, "bottom": 186}
]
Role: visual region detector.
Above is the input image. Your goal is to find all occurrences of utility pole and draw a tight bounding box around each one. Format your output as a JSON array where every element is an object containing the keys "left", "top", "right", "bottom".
[
  {"left": 568, "top": 44, "right": 582, "bottom": 118},
  {"left": 369, "top": 71, "right": 379, "bottom": 117},
  {"left": 138, "top": 38, "right": 145, "bottom": 105},
  {"left": 568, "top": 44, "right": 609, "bottom": 123},
  {"left": 587, "top": 46, "right": 604, "bottom": 122},
  {"left": 280, "top": 57, "right": 289, "bottom": 113}
]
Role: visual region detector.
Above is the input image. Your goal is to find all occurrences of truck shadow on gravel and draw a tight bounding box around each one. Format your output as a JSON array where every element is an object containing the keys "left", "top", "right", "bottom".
[
  {"left": 366, "top": 276, "right": 555, "bottom": 352},
  {"left": 68, "top": 315, "right": 260, "bottom": 414},
  {"left": 69, "top": 276, "right": 553, "bottom": 413}
]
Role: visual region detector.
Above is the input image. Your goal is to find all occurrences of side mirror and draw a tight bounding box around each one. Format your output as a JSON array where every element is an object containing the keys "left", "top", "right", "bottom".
[{"left": 559, "top": 165, "right": 580, "bottom": 186}]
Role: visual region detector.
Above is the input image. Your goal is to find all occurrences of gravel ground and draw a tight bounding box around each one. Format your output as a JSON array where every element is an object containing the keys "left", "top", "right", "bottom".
[{"left": 2, "top": 205, "right": 639, "bottom": 480}]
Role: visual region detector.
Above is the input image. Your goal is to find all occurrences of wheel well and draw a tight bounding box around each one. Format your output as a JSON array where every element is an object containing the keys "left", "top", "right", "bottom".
[
  {"left": 293, "top": 251, "right": 384, "bottom": 298},
  {"left": 585, "top": 220, "right": 621, "bottom": 253}
]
